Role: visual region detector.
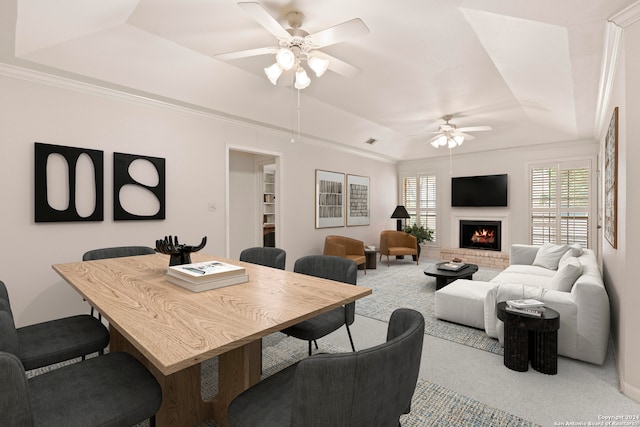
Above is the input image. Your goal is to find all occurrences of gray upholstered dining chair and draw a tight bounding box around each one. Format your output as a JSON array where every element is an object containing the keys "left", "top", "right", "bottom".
[
  {"left": 281, "top": 255, "right": 358, "bottom": 355},
  {"left": 82, "top": 246, "right": 156, "bottom": 319},
  {"left": 0, "top": 280, "right": 109, "bottom": 371},
  {"left": 239, "top": 247, "right": 286, "bottom": 270},
  {"left": 228, "top": 308, "right": 425, "bottom": 427},
  {"left": 82, "top": 245, "right": 156, "bottom": 261},
  {"left": 0, "top": 350, "right": 162, "bottom": 427}
]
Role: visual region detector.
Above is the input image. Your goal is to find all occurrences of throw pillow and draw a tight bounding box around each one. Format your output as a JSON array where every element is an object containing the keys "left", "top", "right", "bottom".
[
  {"left": 532, "top": 242, "right": 570, "bottom": 270},
  {"left": 558, "top": 243, "right": 584, "bottom": 269},
  {"left": 549, "top": 257, "right": 582, "bottom": 292}
]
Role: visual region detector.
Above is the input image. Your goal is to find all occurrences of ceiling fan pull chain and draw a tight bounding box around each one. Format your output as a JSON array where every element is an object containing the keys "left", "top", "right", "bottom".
[
  {"left": 297, "top": 88, "right": 301, "bottom": 142},
  {"left": 290, "top": 84, "right": 295, "bottom": 143}
]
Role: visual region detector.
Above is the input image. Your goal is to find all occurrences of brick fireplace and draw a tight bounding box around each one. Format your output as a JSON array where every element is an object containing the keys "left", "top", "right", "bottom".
[{"left": 440, "top": 213, "right": 510, "bottom": 269}]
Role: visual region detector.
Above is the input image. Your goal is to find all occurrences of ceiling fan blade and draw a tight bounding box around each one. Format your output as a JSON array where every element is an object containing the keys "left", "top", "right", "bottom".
[
  {"left": 458, "top": 132, "right": 476, "bottom": 141},
  {"left": 456, "top": 125, "right": 492, "bottom": 132},
  {"left": 215, "top": 46, "right": 277, "bottom": 60},
  {"left": 310, "top": 50, "right": 361, "bottom": 78},
  {"left": 308, "top": 18, "right": 369, "bottom": 48},
  {"left": 238, "top": 2, "right": 291, "bottom": 39}
]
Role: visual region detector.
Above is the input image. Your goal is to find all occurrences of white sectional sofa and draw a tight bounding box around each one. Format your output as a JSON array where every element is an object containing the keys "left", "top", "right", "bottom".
[{"left": 434, "top": 243, "right": 610, "bottom": 365}]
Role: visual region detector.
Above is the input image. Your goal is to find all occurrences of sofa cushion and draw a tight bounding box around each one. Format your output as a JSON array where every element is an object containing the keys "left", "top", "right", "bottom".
[
  {"left": 498, "top": 264, "right": 556, "bottom": 277},
  {"left": 532, "top": 242, "right": 570, "bottom": 270},
  {"left": 491, "top": 271, "right": 553, "bottom": 289},
  {"left": 434, "top": 280, "right": 496, "bottom": 330},
  {"left": 549, "top": 257, "right": 582, "bottom": 292},
  {"left": 558, "top": 243, "right": 584, "bottom": 268}
]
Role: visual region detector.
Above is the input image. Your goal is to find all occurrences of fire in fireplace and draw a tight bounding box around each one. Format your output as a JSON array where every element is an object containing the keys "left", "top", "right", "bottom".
[{"left": 459, "top": 220, "right": 501, "bottom": 251}]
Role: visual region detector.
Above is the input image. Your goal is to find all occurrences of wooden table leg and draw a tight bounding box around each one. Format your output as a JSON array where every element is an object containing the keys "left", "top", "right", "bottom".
[
  {"left": 213, "top": 340, "right": 262, "bottom": 426},
  {"left": 109, "top": 326, "right": 213, "bottom": 427},
  {"left": 110, "top": 327, "right": 262, "bottom": 427}
]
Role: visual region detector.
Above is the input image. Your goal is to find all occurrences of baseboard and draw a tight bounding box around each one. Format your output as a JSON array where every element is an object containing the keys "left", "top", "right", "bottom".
[
  {"left": 620, "top": 379, "right": 640, "bottom": 403},
  {"left": 612, "top": 334, "right": 640, "bottom": 404}
]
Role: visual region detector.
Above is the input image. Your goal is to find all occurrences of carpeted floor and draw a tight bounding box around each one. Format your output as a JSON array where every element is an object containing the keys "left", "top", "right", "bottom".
[{"left": 356, "top": 260, "right": 504, "bottom": 354}]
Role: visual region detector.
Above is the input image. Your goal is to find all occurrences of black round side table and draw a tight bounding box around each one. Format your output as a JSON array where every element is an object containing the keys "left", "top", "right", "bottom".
[{"left": 496, "top": 301, "right": 560, "bottom": 375}]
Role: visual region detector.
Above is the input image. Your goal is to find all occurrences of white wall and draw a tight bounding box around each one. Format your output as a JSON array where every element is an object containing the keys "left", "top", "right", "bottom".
[
  {"left": 602, "top": 18, "right": 640, "bottom": 402},
  {"left": 0, "top": 70, "right": 397, "bottom": 327},
  {"left": 398, "top": 141, "right": 598, "bottom": 253}
]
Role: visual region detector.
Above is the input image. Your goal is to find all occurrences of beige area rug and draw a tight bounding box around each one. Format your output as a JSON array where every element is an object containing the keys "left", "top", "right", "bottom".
[{"left": 356, "top": 260, "right": 504, "bottom": 355}]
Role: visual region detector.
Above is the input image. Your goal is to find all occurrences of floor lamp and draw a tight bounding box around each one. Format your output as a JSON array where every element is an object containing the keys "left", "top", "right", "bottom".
[{"left": 391, "top": 205, "right": 410, "bottom": 232}]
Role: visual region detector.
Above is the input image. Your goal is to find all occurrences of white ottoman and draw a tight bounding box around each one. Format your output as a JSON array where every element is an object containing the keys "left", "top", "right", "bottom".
[{"left": 434, "top": 279, "right": 496, "bottom": 329}]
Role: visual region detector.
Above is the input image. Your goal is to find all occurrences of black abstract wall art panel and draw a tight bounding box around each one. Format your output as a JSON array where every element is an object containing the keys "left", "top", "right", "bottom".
[
  {"left": 34, "top": 142, "right": 104, "bottom": 222},
  {"left": 113, "top": 152, "right": 166, "bottom": 221}
]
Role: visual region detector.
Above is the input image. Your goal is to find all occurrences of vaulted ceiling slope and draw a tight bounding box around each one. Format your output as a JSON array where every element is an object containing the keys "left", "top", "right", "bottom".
[{"left": 1, "top": 0, "right": 635, "bottom": 161}]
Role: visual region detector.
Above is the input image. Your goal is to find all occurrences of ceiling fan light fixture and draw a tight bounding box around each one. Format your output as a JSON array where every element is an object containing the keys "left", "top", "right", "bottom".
[
  {"left": 276, "top": 47, "right": 296, "bottom": 70},
  {"left": 453, "top": 134, "right": 464, "bottom": 145},
  {"left": 307, "top": 54, "right": 330, "bottom": 77},
  {"left": 294, "top": 67, "right": 311, "bottom": 89},
  {"left": 264, "top": 63, "right": 283, "bottom": 85},
  {"left": 447, "top": 138, "right": 457, "bottom": 149},
  {"left": 437, "top": 135, "right": 447, "bottom": 146}
]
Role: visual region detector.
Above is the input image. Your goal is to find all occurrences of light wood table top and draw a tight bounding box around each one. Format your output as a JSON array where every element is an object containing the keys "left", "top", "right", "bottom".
[{"left": 53, "top": 252, "right": 371, "bottom": 426}]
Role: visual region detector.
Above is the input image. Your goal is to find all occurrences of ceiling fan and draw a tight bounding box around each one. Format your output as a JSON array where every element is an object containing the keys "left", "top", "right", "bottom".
[
  {"left": 427, "top": 115, "right": 492, "bottom": 148},
  {"left": 215, "top": 2, "right": 369, "bottom": 89}
]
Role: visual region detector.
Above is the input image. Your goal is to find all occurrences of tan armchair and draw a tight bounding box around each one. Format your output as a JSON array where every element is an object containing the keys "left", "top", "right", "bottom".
[
  {"left": 379, "top": 230, "right": 418, "bottom": 266},
  {"left": 323, "top": 235, "right": 367, "bottom": 273}
]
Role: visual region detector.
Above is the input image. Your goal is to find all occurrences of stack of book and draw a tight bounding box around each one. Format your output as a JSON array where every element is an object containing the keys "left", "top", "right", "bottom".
[
  {"left": 505, "top": 299, "right": 546, "bottom": 317},
  {"left": 438, "top": 261, "right": 466, "bottom": 271},
  {"left": 166, "top": 261, "right": 248, "bottom": 292}
]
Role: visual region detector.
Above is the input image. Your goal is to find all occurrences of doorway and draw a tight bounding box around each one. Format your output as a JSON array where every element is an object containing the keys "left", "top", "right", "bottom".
[{"left": 228, "top": 148, "right": 280, "bottom": 259}]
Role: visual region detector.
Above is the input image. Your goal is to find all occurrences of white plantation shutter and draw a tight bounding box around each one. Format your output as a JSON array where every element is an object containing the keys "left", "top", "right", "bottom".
[
  {"left": 530, "top": 162, "right": 590, "bottom": 247},
  {"left": 402, "top": 174, "right": 437, "bottom": 242}
]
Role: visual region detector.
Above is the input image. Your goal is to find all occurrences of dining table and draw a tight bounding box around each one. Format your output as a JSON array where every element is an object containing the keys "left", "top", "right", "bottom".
[{"left": 53, "top": 252, "right": 371, "bottom": 427}]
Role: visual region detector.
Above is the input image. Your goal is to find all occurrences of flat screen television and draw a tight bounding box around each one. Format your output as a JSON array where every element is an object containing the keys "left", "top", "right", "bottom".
[{"left": 451, "top": 174, "right": 508, "bottom": 207}]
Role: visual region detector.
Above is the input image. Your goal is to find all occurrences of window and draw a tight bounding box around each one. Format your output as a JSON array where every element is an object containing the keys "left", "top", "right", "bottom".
[
  {"left": 530, "top": 161, "right": 590, "bottom": 247},
  {"left": 402, "top": 174, "right": 437, "bottom": 242}
]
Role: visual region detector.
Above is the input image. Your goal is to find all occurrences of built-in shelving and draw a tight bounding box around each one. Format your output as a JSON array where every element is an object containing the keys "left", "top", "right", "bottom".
[{"left": 262, "top": 170, "right": 275, "bottom": 247}]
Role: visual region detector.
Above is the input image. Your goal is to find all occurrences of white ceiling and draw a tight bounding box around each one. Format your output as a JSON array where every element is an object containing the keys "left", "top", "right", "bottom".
[{"left": 1, "top": 0, "right": 635, "bottom": 161}]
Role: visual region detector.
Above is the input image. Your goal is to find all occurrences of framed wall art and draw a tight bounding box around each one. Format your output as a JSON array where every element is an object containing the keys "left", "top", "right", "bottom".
[
  {"left": 604, "top": 107, "right": 618, "bottom": 249},
  {"left": 114, "top": 152, "right": 166, "bottom": 221},
  {"left": 34, "top": 142, "right": 104, "bottom": 222},
  {"left": 347, "top": 174, "right": 370, "bottom": 226},
  {"left": 315, "top": 169, "right": 345, "bottom": 228}
]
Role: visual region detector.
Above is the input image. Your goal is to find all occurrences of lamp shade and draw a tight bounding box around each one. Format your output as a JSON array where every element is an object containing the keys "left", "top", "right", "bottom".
[
  {"left": 294, "top": 68, "right": 311, "bottom": 89},
  {"left": 391, "top": 205, "right": 410, "bottom": 219},
  {"left": 276, "top": 47, "right": 296, "bottom": 70},
  {"left": 264, "top": 63, "right": 283, "bottom": 85},
  {"left": 308, "top": 54, "right": 330, "bottom": 77}
]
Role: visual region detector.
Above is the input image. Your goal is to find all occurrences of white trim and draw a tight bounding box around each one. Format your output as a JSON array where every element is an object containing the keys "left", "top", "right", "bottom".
[
  {"left": 610, "top": 0, "right": 640, "bottom": 27},
  {"left": 594, "top": 22, "right": 623, "bottom": 138},
  {"left": 0, "top": 63, "right": 396, "bottom": 164}
]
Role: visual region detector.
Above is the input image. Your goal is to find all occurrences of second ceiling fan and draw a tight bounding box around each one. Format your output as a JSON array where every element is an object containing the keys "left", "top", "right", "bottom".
[
  {"left": 215, "top": 2, "right": 369, "bottom": 89},
  {"left": 427, "top": 115, "right": 492, "bottom": 148}
]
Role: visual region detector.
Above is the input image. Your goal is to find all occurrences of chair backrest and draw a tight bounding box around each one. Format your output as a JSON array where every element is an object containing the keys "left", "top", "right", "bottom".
[
  {"left": 0, "top": 351, "right": 33, "bottom": 427},
  {"left": 323, "top": 236, "right": 364, "bottom": 257},
  {"left": 290, "top": 308, "right": 425, "bottom": 427},
  {"left": 239, "top": 247, "right": 286, "bottom": 270},
  {"left": 82, "top": 246, "right": 156, "bottom": 261},
  {"left": 0, "top": 282, "right": 18, "bottom": 356},
  {"left": 379, "top": 230, "right": 417, "bottom": 252},
  {"left": 293, "top": 255, "right": 358, "bottom": 324}
]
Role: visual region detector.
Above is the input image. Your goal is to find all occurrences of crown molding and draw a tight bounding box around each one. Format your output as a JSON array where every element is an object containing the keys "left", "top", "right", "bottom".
[
  {"left": 594, "top": 22, "right": 623, "bottom": 138},
  {"left": 0, "top": 62, "right": 397, "bottom": 164},
  {"left": 610, "top": 1, "right": 640, "bottom": 27}
]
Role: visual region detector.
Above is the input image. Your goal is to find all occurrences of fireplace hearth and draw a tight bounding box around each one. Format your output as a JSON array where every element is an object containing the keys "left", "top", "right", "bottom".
[{"left": 459, "top": 220, "right": 501, "bottom": 251}]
